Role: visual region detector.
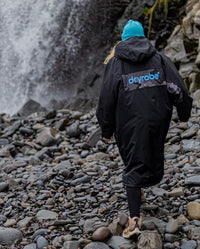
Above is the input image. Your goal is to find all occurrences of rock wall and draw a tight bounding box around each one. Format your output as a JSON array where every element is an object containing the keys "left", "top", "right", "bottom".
[
  {"left": 1, "top": 0, "right": 196, "bottom": 114},
  {"left": 164, "top": 0, "right": 200, "bottom": 94},
  {"left": 68, "top": 0, "right": 188, "bottom": 111}
]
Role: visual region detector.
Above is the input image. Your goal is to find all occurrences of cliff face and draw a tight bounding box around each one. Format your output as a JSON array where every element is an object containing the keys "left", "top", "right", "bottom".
[
  {"left": 164, "top": 0, "right": 200, "bottom": 94},
  {"left": 68, "top": 0, "right": 189, "bottom": 111},
  {"left": 1, "top": 0, "right": 198, "bottom": 114},
  {"left": 64, "top": 0, "right": 146, "bottom": 111}
]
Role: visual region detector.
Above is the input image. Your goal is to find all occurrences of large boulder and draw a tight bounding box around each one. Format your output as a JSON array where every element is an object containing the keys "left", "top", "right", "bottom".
[
  {"left": 0, "top": 227, "right": 23, "bottom": 246},
  {"left": 164, "top": 0, "right": 200, "bottom": 93},
  {"left": 137, "top": 230, "right": 162, "bottom": 249},
  {"left": 16, "top": 99, "right": 46, "bottom": 117},
  {"left": 36, "top": 127, "right": 60, "bottom": 146}
]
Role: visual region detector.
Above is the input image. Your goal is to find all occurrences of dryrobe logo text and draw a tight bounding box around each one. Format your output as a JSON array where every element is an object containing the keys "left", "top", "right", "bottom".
[{"left": 128, "top": 72, "right": 160, "bottom": 84}]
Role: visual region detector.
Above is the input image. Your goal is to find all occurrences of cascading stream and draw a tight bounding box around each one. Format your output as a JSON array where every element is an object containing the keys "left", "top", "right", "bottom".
[{"left": 0, "top": 0, "right": 89, "bottom": 114}]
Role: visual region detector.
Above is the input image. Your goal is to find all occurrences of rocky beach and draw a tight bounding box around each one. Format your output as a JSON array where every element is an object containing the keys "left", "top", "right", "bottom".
[
  {"left": 0, "top": 100, "right": 199, "bottom": 249},
  {"left": 0, "top": 0, "right": 200, "bottom": 248}
]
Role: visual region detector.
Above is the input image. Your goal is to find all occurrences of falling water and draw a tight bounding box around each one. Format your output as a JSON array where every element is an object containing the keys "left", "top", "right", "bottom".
[{"left": 0, "top": 0, "right": 89, "bottom": 114}]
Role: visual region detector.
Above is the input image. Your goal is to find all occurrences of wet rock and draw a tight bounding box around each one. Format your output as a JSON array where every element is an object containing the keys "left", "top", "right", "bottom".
[
  {"left": 32, "top": 229, "right": 49, "bottom": 239},
  {"left": 36, "top": 127, "right": 60, "bottom": 146},
  {"left": 108, "top": 221, "right": 123, "bottom": 236},
  {"left": 180, "top": 128, "right": 196, "bottom": 139},
  {"left": 176, "top": 215, "right": 190, "bottom": 225},
  {"left": 181, "top": 140, "right": 200, "bottom": 152},
  {"left": 45, "top": 109, "right": 57, "bottom": 119},
  {"left": 19, "top": 127, "right": 34, "bottom": 136},
  {"left": 0, "top": 138, "right": 9, "bottom": 146},
  {"left": 17, "top": 217, "right": 33, "bottom": 228},
  {"left": 0, "top": 215, "right": 6, "bottom": 222},
  {"left": 83, "top": 242, "right": 110, "bottom": 249},
  {"left": 83, "top": 217, "right": 108, "bottom": 234},
  {"left": 0, "top": 227, "right": 23, "bottom": 245},
  {"left": 181, "top": 240, "right": 197, "bottom": 249},
  {"left": 92, "top": 227, "right": 112, "bottom": 241},
  {"left": 1, "top": 100, "right": 200, "bottom": 248},
  {"left": 166, "top": 219, "right": 179, "bottom": 233},
  {"left": 36, "top": 236, "right": 49, "bottom": 249},
  {"left": 63, "top": 241, "right": 80, "bottom": 249},
  {"left": 164, "top": 25, "right": 187, "bottom": 63},
  {"left": 187, "top": 202, "right": 200, "bottom": 220},
  {"left": 169, "top": 187, "right": 184, "bottom": 197},
  {"left": 107, "top": 236, "right": 132, "bottom": 249},
  {"left": 142, "top": 204, "right": 158, "bottom": 211},
  {"left": 0, "top": 182, "right": 9, "bottom": 192},
  {"left": 71, "top": 176, "right": 92, "bottom": 186},
  {"left": 52, "top": 236, "right": 64, "bottom": 248},
  {"left": 0, "top": 145, "right": 10, "bottom": 157},
  {"left": 24, "top": 243, "right": 37, "bottom": 249},
  {"left": 96, "top": 140, "right": 107, "bottom": 152},
  {"left": 185, "top": 176, "right": 200, "bottom": 185},
  {"left": 66, "top": 122, "right": 81, "bottom": 137},
  {"left": 71, "top": 111, "right": 82, "bottom": 119},
  {"left": 4, "top": 218, "right": 17, "bottom": 227},
  {"left": 165, "top": 154, "right": 177, "bottom": 160},
  {"left": 152, "top": 187, "right": 168, "bottom": 197},
  {"left": 142, "top": 217, "right": 166, "bottom": 233},
  {"left": 17, "top": 99, "right": 46, "bottom": 117},
  {"left": 137, "top": 230, "right": 162, "bottom": 249},
  {"left": 3, "top": 120, "right": 21, "bottom": 137},
  {"left": 120, "top": 244, "right": 137, "bottom": 249},
  {"left": 54, "top": 118, "right": 69, "bottom": 131},
  {"left": 36, "top": 210, "right": 58, "bottom": 221},
  {"left": 85, "top": 128, "right": 101, "bottom": 148},
  {"left": 188, "top": 227, "right": 200, "bottom": 240},
  {"left": 164, "top": 233, "right": 179, "bottom": 242},
  {"left": 45, "top": 198, "right": 55, "bottom": 206},
  {"left": 81, "top": 150, "right": 89, "bottom": 158},
  {"left": 119, "top": 213, "right": 129, "bottom": 227}
]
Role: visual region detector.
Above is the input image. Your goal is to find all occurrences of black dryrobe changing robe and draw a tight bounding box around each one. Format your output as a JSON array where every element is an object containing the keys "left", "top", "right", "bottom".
[{"left": 96, "top": 37, "right": 193, "bottom": 188}]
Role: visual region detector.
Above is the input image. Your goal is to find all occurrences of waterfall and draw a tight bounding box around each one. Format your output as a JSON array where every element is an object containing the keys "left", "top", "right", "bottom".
[{"left": 0, "top": 0, "right": 89, "bottom": 114}]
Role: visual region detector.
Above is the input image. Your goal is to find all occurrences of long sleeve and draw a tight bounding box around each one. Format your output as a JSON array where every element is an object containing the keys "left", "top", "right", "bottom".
[
  {"left": 96, "top": 57, "right": 121, "bottom": 139},
  {"left": 162, "top": 55, "right": 193, "bottom": 122}
]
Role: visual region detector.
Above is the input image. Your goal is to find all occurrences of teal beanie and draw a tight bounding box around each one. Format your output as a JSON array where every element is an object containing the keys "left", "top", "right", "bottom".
[{"left": 122, "top": 20, "right": 145, "bottom": 41}]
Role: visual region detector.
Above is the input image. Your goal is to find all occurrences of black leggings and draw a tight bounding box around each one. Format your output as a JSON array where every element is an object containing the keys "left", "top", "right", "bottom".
[{"left": 126, "top": 186, "right": 141, "bottom": 218}]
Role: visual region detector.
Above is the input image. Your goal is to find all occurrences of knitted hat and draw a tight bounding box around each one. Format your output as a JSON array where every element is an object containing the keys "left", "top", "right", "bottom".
[{"left": 122, "top": 20, "right": 145, "bottom": 41}]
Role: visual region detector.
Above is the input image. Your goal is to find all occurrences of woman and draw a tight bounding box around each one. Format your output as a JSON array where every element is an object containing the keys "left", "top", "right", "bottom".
[{"left": 96, "top": 20, "right": 192, "bottom": 239}]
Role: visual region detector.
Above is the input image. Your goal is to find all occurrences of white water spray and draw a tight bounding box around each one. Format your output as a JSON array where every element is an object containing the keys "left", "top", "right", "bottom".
[{"left": 0, "top": 0, "right": 88, "bottom": 114}]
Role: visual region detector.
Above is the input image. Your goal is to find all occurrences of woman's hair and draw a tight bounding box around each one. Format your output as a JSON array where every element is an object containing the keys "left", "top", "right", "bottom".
[{"left": 104, "top": 41, "right": 121, "bottom": 64}]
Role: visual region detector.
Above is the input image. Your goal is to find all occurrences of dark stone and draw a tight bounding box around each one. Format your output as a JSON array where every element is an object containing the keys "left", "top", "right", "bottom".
[
  {"left": 54, "top": 118, "right": 69, "bottom": 131},
  {"left": 32, "top": 229, "right": 49, "bottom": 239},
  {"left": 66, "top": 122, "right": 81, "bottom": 138},
  {"left": 3, "top": 121, "right": 21, "bottom": 137},
  {"left": 83, "top": 242, "right": 110, "bottom": 249},
  {"left": 0, "top": 227, "right": 23, "bottom": 246},
  {"left": 70, "top": 176, "right": 92, "bottom": 186},
  {"left": 63, "top": 241, "right": 80, "bottom": 249},
  {"left": 119, "top": 213, "right": 128, "bottom": 227},
  {"left": 45, "top": 109, "right": 57, "bottom": 119},
  {"left": 19, "top": 127, "right": 34, "bottom": 136},
  {"left": 0, "top": 139, "right": 9, "bottom": 146},
  {"left": 185, "top": 176, "right": 200, "bottom": 185},
  {"left": 86, "top": 128, "right": 101, "bottom": 147},
  {"left": 17, "top": 99, "right": 46, "bottom": 117},
  {"left": 0, "top": 183, "right": 9, "bottom": 192},
  {"left": 181, "top": 240, "right": 197, "bottom": 249},
  {"left": 36, "top": 236, "right": 49, "bottom": 249}
]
